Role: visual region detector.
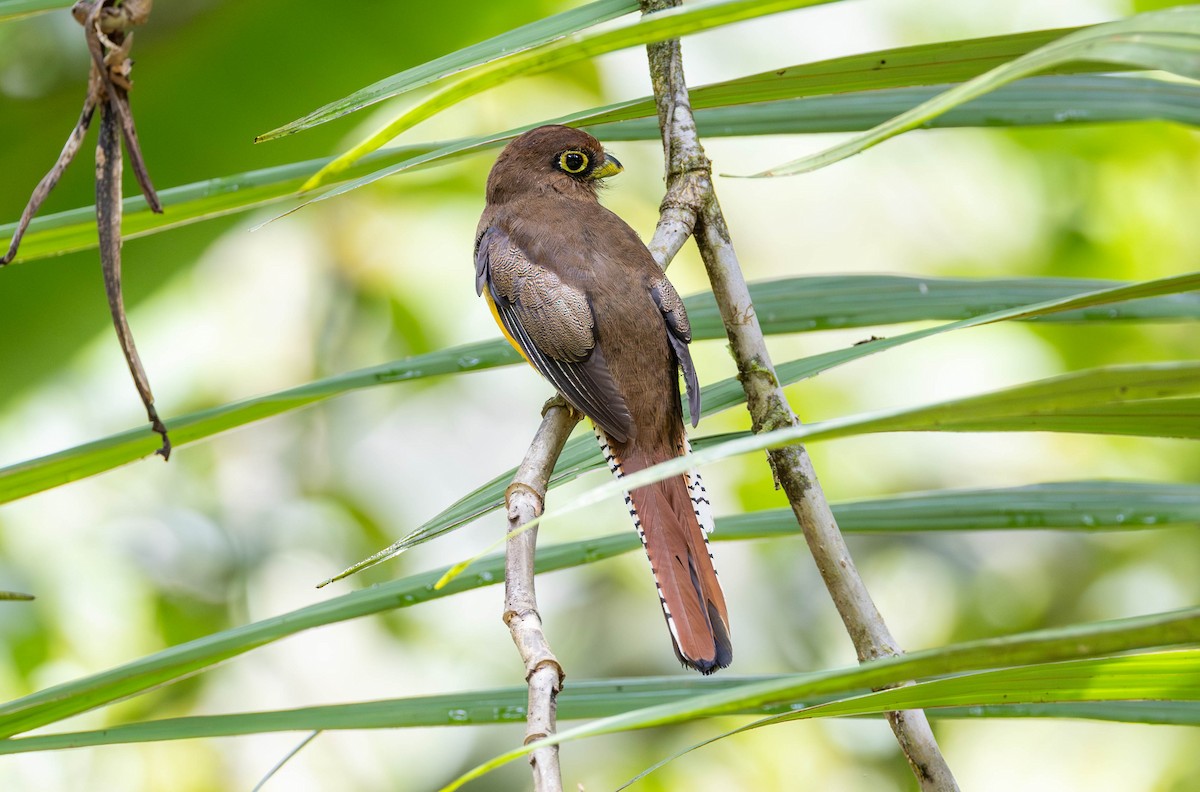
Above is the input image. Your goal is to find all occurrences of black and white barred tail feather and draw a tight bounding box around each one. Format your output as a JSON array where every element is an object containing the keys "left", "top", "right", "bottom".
[
  {"left": 682, "top": 435, "right": 715, "bottom": 536},
  {"left": 594, "top": 425, "right": 732, "bottom": 674}
]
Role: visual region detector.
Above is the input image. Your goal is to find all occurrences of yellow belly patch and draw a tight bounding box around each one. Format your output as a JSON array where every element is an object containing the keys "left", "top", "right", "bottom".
[{"left": 484, "top": 289, "right": 531, "bottom": 365}]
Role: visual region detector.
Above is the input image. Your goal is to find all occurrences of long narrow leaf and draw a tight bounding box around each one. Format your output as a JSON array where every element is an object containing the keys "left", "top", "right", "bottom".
[
  {"left": 7, "top": 676, "right": 1197, "bottom": 754},
  {"left": 630, "top": 649, "right": 1200, "bottom": 784},
  {"left": 269, "top": 23, "right": 1092, "bottom": 145},
  {"left": 361, "top": 271, "right": 1200, "bottom": 563},
  {"left": 802, "top": 480, "right": 1200, "bottom": 534},
  {"left": 622, "top": 75, "right": 1200, "bottom": 137},
  {"left": 0, "top": 534, "right": 603, "bottom": 739},
  {"left": 3, "top": 479, "right": 1192, "bottom": 741},
  {"left": 440, "top": 609, "right": 1200, "bottom": 789},
  {"left": 580, "top": 26, "right": 1094, "bottom": 128},
  {"left": 550, "top": 362, "right": 1200, "bottom": 539},
  {"left": 11, "top": 74, "right": 1198, "bottom": 262},
  {"left": 5, "top": 23, "right": 1186, "bottom": 260},
  {"left": 0, "top": 339, "right": 521, "bottom": 505},
  {"left": 256, "top": 0, "right": 639, "bottom": 141},
  {"left": 301, "top": 0, "right": 843, "bottom": 190},
  {"left": 750, "top": 6, "right": 1200, "bottom": 176},
  {"left": 0, "top": 145, "right": 438, "bottom": 265},
  {"left": 264, "top": 16, "right": 1093, "bottom": 142},
  {"left": 0, "top": 0, "right": 66, "bottom": 23},
  {"left": 788, "top": 650, "right": 1200, "bottom": 721},
  {"left": 6, "top": 272, "right": 1193, "bottom": 508},
  {"left": 326, "top": 474, "right": 1199, "bottom": 587},
  {"left": 0, "top": 677, "right": 780, "bottom": 754}
]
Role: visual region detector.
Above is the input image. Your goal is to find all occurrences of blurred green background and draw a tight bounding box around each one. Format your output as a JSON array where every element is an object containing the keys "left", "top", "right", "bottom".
[{"left": 1, "top": 0, "right": 1198, "bottom": 789}]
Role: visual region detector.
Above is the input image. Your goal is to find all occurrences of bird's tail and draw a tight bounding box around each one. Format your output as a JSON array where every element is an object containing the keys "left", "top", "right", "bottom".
[{"left": 595, "top": 427, "right": 732, "bottom": 674}]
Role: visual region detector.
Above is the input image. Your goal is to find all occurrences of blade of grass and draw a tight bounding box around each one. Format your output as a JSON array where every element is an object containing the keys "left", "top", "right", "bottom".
[
  {"left": 623, "top": 75, "right": 1200, "bottom": 137},
  {"left": 0, "top": 145, "right": 439, "bottom": 265},
  {"left": 784, "top": 650, "right": 1200, "bottom": 721},
  {"left": 411, "top": 357, "right": 1194, "bottom": 595},
  {"left": 265, "top": 24, "right": 1091, "bottom": 143},
  {"left": 795, "top": 480, "right": 1200, "bottom": 534},
  {"left": 3, "top": 479, "right": 1193, "bottom": 740},
  {"left": 7, "top": 677, "right": 1196, "bottom": 755},
  {"left": 6, "top": 271, "right": 1193, "bottom": 509},
  {"left": 626, "top": 649, "right": 1200, "bottom": 785},
  {"left": 440, "top": 609, "right": 1200, "bottom": 789},
  {"left": 12, "top": 74, "right": 1199, "bottom": 263},
  {"left": 432, "top": 361, "right": 1200, "bottom": 591},
  {"left": 0, "top": 0, "right": 67, "bottom": 23},
  {"left": 934, "top": 700, "right": 1200, "bottom": 725},
  {"left": 353, "top": 271, "right": 1200, "bottom": 565},
  {"left": 747, "top": 6, "right": 1200, "bottom": 176},
  {"left": 301, "top": 0, "right": 844, "bottom": 191},
  {"left": 581, "top": 26, "right": 1096, "bottom": 127},
  {"left": 0, "top": 676, "right": 781, "bottom": 753},
  {"left": 303, "top": 70, "right": 1195, "bottom": 211},
  {"left": 256, "top": 0, "right": 639, "bottom": 141},
  {"left": 544, "top": 362, "right": 1200, "bottom": 539}
]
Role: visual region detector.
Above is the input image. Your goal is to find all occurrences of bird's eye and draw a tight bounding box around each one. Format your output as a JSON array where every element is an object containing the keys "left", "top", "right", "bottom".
[{"left": 558, "top": 150, "right": 589, "bottom": 174}]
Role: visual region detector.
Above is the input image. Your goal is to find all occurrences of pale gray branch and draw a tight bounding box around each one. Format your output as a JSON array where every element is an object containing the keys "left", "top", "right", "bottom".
[
  {"left": 503, "top": 398, "right": 580, "bottom": 792},
  {"left": 638, "top": 1, "right": 959, "bottom": 789}
]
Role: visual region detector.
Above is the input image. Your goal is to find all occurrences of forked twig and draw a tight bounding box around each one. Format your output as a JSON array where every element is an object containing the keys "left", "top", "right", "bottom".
[
  {"left": 78, "top": 0, "right": 161, "bottom": 211},
  {"left": 0, "top": 88, "right": 97, "bottom": 263},
  {"left": 1, "top": 0, "right": 169, "bottom": 458}
]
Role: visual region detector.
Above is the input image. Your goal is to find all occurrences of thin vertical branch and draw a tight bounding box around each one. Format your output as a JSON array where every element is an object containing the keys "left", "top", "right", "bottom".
[
  {"left": 2, "top": 0, "right": 170, "bottom": 456},
  {"left": 95, "top": 99, "right": 169, "bottom": 457},
  {"left": 639, "top": 1, "right": 959, "bottom": 788},
  {"left": 503, "top": 398, "right": 580, "bottom": 792}
]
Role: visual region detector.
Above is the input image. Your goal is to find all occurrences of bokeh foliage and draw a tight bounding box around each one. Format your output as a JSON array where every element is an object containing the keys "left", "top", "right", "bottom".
[{"left": 0, "top": 1, "right": 1198, "bottom": 790}]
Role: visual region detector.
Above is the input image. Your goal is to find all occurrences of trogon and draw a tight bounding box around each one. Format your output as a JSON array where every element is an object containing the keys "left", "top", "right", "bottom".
[{"left": 474, "top": 125, "right": 732, "bottom": 674}]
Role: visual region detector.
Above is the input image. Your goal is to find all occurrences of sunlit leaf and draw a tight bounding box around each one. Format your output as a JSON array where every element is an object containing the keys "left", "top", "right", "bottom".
[
  {"left": 748, "top": 6, "right": 1200, "bottom": 176},
  {"left": 628, "top": 649, "right": 1200, "bottom": 785},
  {"left": 301, "top": 0, "right": 844, "bottom": 190},
  {"left": 10, "top": 74, "right": 1198, "bottom": 262},
  {"left": 5, "top": 272, "right": 1193, "bottom": 508},
  {"left": 583, "top": 26, "right": 1097, "bottom": 127},
  {"left": 557, "top": 362, "right": 1200, "bottom": 532},
  {"left": 0, "top": 0, "right": 67, "bottom": 23},
  {"left": 440, "top": 609, "right": 1200, "bottom": 789},
  {"left": 2, "top": 479, "right": 1192, "bottom": 742},
  {"left": 372, "top": 271, "right": 1200, "bottom": 563},
  {"left": 430, "top": 360, "right": 1200, "bottom": 590},
  {"left": 8, "top": 673, "right": 1197, "bottom": 754},
  {"left": 0, "top": 146, "right": 438, "bottom": 265},
  {"left": 256, "top": 0, "right": 639, "bottom": 141},
  {"left": 786, "top": 649, "right": 1200, "bottom": 721}
]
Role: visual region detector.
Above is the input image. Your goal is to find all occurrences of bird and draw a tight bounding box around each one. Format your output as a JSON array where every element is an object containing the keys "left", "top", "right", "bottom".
[{"left": 474, "top": 125, "right": 731, "bottom": 674}]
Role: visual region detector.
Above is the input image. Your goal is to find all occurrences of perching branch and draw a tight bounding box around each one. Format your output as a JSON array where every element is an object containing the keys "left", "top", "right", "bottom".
[
  {"left": 1, "top": 0, "right": 169, "bottom": 458},
  {"left": 639, "top": 1, "right": 959, "bottom": 789},
  {"left": 503, "top": 397, "right": 581, "bottom": 792}
]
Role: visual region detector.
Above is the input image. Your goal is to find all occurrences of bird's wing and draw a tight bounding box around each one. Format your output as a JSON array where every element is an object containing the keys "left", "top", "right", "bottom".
[
  {"left": 476, "top": 224, "right": 634, "bottom": 442},
  {"left": 649, "top": 275, "right": 700, "bottom": 427}
]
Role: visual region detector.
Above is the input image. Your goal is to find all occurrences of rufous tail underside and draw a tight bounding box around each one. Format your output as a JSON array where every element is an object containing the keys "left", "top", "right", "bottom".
[{"left": 594, "top": 426, "right": 732, "bottom": 674}]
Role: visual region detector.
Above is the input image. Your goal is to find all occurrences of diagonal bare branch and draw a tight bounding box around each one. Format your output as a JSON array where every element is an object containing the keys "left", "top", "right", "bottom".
[
  {"left": 639, "top": 0, "right": 959, "bottom": 788},
  {"left": 0, "top": 86, "right": 97, "bottom": 266}
]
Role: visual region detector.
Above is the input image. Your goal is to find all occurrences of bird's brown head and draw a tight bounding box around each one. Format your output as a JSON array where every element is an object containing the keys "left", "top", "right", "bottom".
[{"left": 485, "top": 125, "right": 623, "bottom": 205}]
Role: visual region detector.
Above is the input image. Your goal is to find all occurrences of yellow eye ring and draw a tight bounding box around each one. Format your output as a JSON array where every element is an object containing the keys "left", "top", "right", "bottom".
[{"left": 558, "top": 150, "right": 589, "bottom": 174}]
